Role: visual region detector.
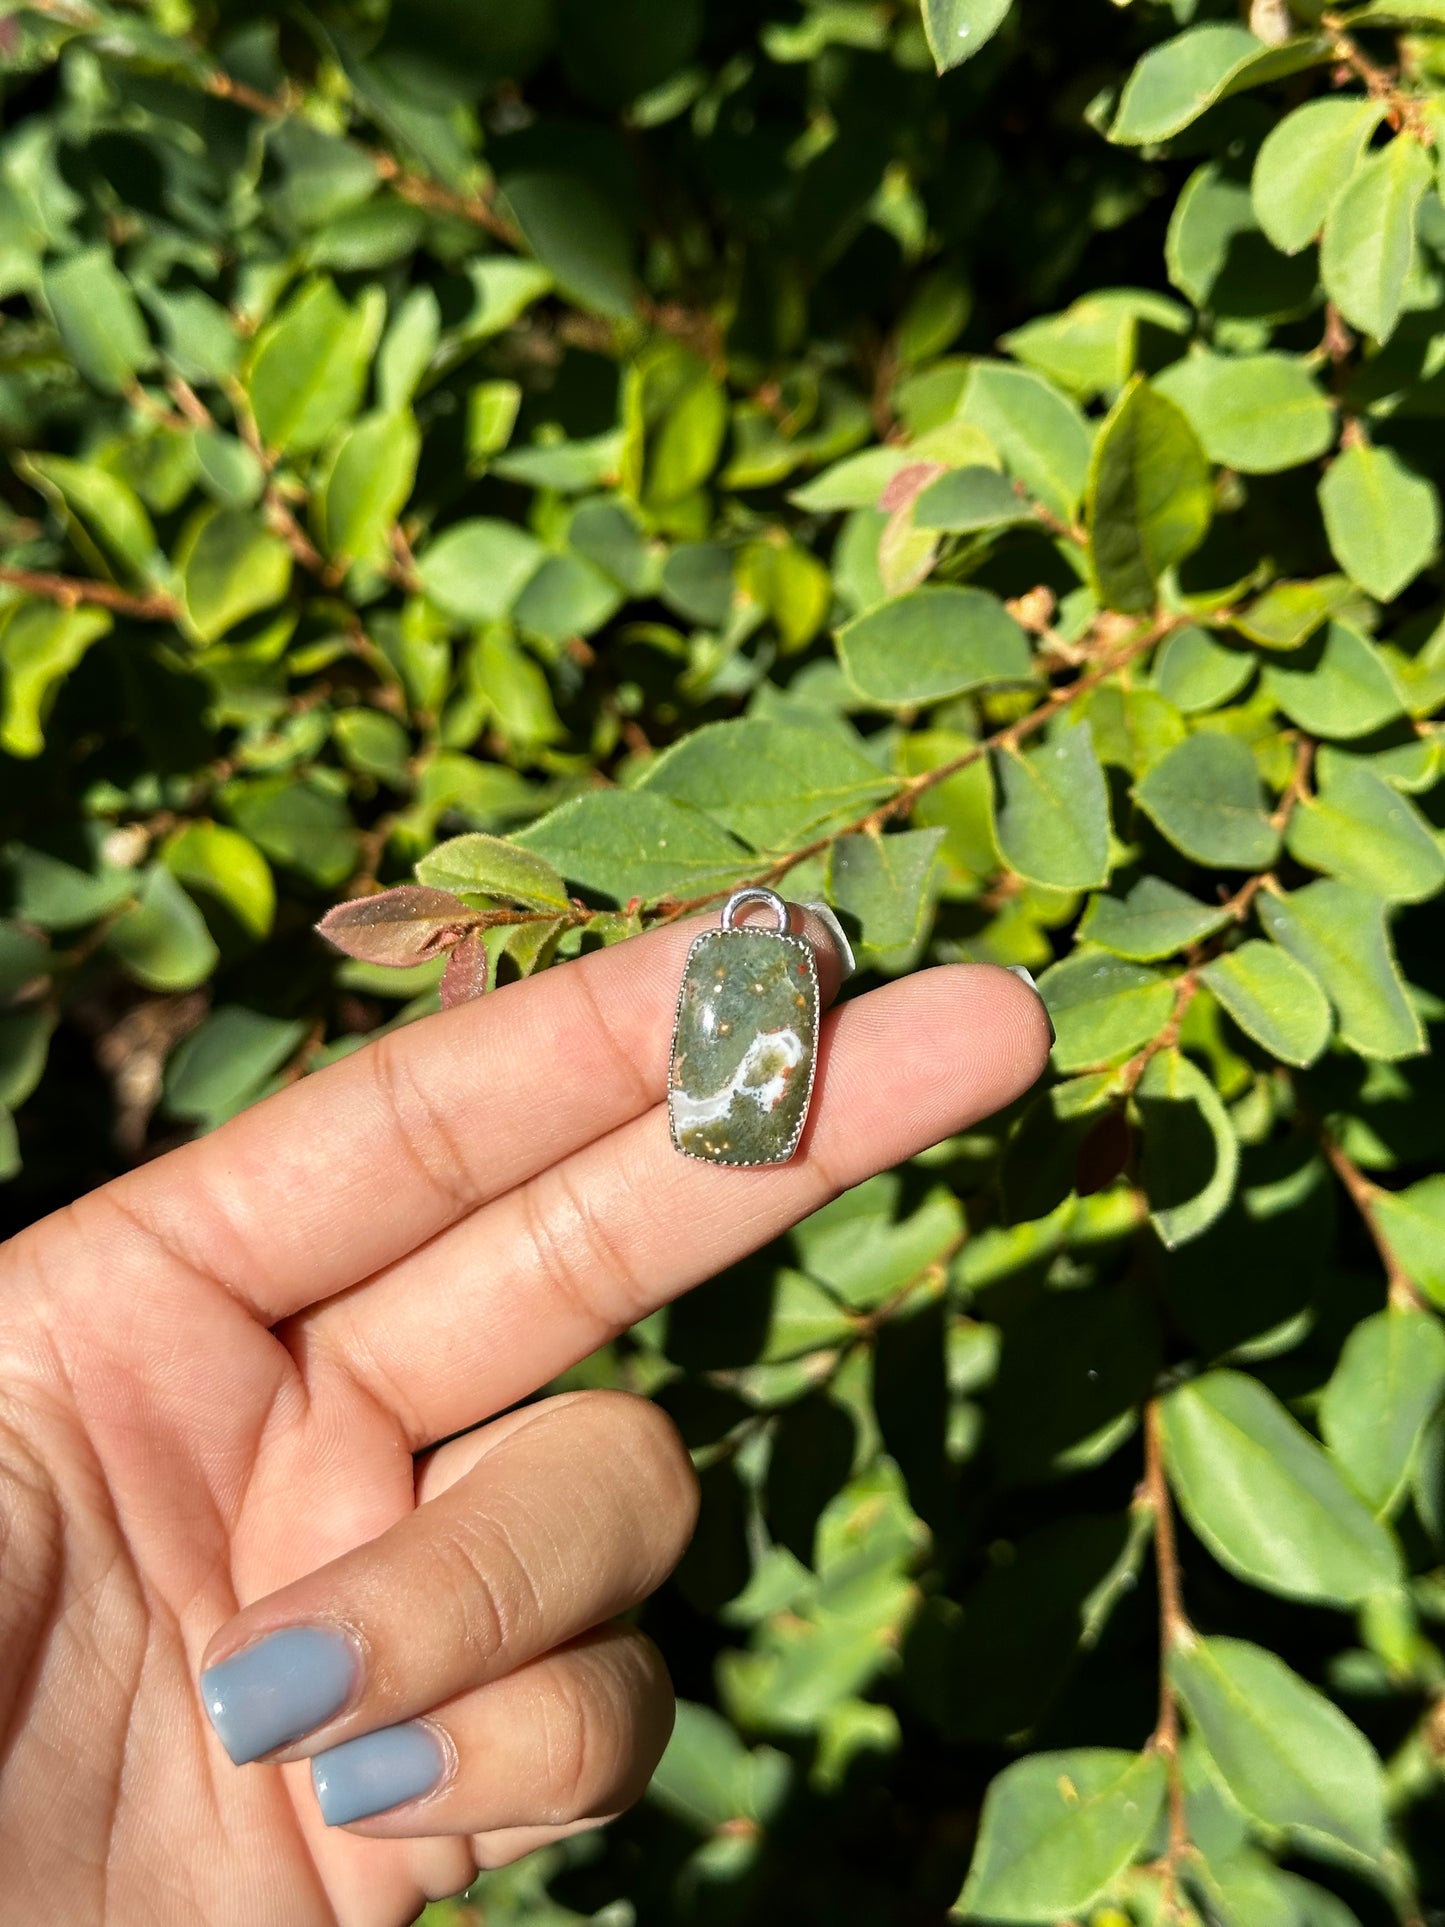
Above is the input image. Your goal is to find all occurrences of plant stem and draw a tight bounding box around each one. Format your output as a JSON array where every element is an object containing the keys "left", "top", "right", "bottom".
[
  {"left": 0, "top": 566, "right": 180, "bottom": 621},
  {"left": 1317, "top": 1131, "right": 1424, "bottom": 1311}
]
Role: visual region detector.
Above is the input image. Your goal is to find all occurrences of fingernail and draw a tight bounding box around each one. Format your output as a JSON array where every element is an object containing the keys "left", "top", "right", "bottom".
[
  {"left": 1005, "top": 964, "right": 1056, "bottom": 1046},
  {"left": 200, "top": 1626, "right": 359, "bottom": 1766},
  {"left": 311, "top": 1721, "right": 447, "bottom": 1826}
]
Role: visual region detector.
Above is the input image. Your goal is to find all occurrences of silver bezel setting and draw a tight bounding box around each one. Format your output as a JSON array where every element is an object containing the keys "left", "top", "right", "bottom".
[{"left": 667, "top": 923, "right": 821, "bottom": 1167}]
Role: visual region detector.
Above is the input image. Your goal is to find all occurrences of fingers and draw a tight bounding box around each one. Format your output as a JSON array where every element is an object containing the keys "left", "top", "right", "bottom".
[
  {"left": 313, "top": 1625, "right": 672, "bottom": 1836},
  {"left": 101, "top": 908, "right": 848, "bottom": 1324},
  {"left": 297, "top": 962, "right": 1052, "bottom": 1447},
  {"left": 198, "top": 1391, "right": 697, "bottom": 1768}
]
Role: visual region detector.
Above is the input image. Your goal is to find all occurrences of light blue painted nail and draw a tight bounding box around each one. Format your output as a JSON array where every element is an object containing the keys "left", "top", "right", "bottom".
[
  {"left": 200, "top": 1626, "right": 359, "bottom": 1766},
  {"left": 311, "top": 1722, "right": 447, "bottom": 1826}
]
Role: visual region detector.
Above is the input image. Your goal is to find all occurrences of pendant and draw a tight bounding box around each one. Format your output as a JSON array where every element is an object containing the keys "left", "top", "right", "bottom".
[{"left": 668, "top": 888, "right": 820, "bottom": 1167}]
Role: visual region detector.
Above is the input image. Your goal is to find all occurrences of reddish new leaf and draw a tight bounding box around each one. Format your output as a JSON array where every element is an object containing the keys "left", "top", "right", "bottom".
[
  {"left": 440, "top": 928, "right": 491, "bottom": 1008},
  {"left": 316, "top": 886, "right": 479, "bottom": 967}
]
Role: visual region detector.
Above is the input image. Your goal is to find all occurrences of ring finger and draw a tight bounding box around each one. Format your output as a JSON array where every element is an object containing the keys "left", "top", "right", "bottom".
[{"left": 315, "top": 1623, "right": 672, "bottom": 1835}]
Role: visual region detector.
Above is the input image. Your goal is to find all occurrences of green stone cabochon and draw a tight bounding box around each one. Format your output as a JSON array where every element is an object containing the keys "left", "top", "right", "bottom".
[{"left": 669, "top": 928, "right": 820, "bottom": 1166}]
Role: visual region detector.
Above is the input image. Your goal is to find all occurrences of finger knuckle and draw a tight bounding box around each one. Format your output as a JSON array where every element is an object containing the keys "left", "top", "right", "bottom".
[{"left": 537, "top": 1658, "right": 645, "bottom": 1823}]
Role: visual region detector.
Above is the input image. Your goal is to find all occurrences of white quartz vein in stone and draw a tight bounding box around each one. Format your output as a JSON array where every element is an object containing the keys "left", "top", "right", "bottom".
[{"left": 670, "top": 1027, "right": 805, "bottom": 1132}]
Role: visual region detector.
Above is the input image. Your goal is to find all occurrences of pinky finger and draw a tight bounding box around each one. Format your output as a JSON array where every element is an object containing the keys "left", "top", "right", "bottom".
[{"left": 312, "top": 1625, "right": 673, "bottom": 1838}]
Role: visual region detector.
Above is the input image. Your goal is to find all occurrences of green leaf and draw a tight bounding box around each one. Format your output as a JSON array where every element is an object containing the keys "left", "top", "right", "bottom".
[
  {"left": 0, "top": 922, "right": 49, "bottom": 998},
  {"left": 1262, "top": 621, "right": 1405, "bottom": 739},
  {"left": 1155, "top": 351, "right": 1335, "bottom": 474},
  {"left": 332, "top": 708, "right": 412, "bottom": 786},
  {"left": 922, "top": 0, "right": 1011, "bottom": 72},
  {"left": 959, "top": 361, "right": 1093, "bottom": 519},
  {"left": 5, "top": 838, "right": 135, "bottom": 930},
  {"left": 912, "top": 465, "right": 1032, "bottom": 533},
  {"left": 16, "top": 452, "right": 159, "bottom": 582},
  {"left": 1372, "top": 1179, "right": 1445, "bottom": 1308},
  {"left": 246, "top": 277, "right": 385, "bottom": 455},
  {"left": 104, "top": 866, "right": 219, "bottom": 992},
  {"left": 42, "top": 246, "right": 152, "bottom": 394},
  {"left": 417, "top": 520, "right": 548, "bottom": 624},
  {"left": 1137, "top": 1047, "right": 1239, "bottom": 1246},
  {"left": 376, "top": 285, "right": 440, "bottom": 411},
  {"left": 1002, "top": 290, "right": 1189, "bottom": 401},
  {"left": 224, "top": 776, "right": 359, "bottom": 888},
  {"left": 836, "top": 586, "right": 1030, "bottom": 707},
  {"left": 1079, "top": 877, "right": 1231, "bottom": 960},
  {"left": 1154, "top": 624, "right": 1255, "bottom": 712},
  {"left": 176, "top": 506, "right": 293, "bottom": 645},
  {"left": 513, "top": 552, "right": 624, "bottom": 643},
  {"left": 826, "top": 827, "right": 945, "bottom": 956},
  {"left": 1252, "top": 97, "right": 1387, "bottom": 255},
  {"left": 789, "top": 447, "right": 920, "bottom": 513},
  {"left": 1319, "top": 441, "right": 1440, "bottom": 602},
  {"left": 793, "top": 1174, "right": 964, "bottom": 1312},
  {"left": 958, "top": 1749, "right": 1167, "bottom": 1922},
  {"left": 1201, "top": 940, "right": 1331, "bottom": 1066},
  {"left": 1110, "top": 25, "right": 1327, "bottom": 146},
  {"left": 503, "top": 170, "right": 637, "bottom": 318},
  {"left": 1321, "top": 1308, "right": 1445, "bottom": 1513},
  {"left": 1161, "top": 1370, "right": 1404, "bottom": 1604},
  {"left": 1258, "top": 880, "right": 1423, "bottom": 1060},
  {"left": 1135, "top": 731, "right": 1279, "bottom": 869},
  {"left": 193, "top": 431, "right": 265, "bottom": 509},
  {"left": 161, "top": 820, "right": 276, "bottom": 941},
  {"left": 0, "top": 1006, "right": 52, "bottom": 1111},
  {"left": 1171, "top": 1634, "right": 1388, "bottom": 1864},
  {"left": 1038, "top": 951, "right": 1175, "bottom": 1072},
  {"left": 1086, "top": 377, "right": 1211, "bottom": 614},
  {"left": 516, "top": 790, "right": 751, "bottom": 904},
  {"left": 1166, "top": 161, "right": 1318, "bottom": 321},
  {"left": 415, "top": 833, "right": 571, "bottom": 911},
  {"left": 1233, "top": 576, "right": 1355, "bottom": 652},
  {"left": 991, "top": 724, "right": 1111, "bottom": 890},
  {"left": 648, "top": 1702, "right": 790, "bottom": 1834},
  {"left": 315, "top": 410, "right": 421, "bottom": 568},
  {"left": 640, "top": 719, "right": 898, "bottom": 852},
  {"left": 163, "top": 1006, "right": 309, "bottom": 1129},
  {"left": 0, "top": 600, "right": 111, "bottom": 758},
  {"left": 1286, "top": 754, "right": 1445, "bottom": 903},
  {"left": 456, "top": 259, "right": 555, "bottom": 344},
  {"left": 1321, "top": 134, "right": 1432, "bottom": 343}
]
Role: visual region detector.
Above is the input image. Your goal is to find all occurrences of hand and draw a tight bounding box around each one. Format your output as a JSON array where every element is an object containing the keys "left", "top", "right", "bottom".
[{"left": 0, "top": 913, "right": 1049, "bottom": 1926}]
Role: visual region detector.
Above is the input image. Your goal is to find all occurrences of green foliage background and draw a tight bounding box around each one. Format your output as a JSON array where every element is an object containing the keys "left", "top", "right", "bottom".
[{"left": 5, "top": 0, "right": 1445, "bottom": 1919}]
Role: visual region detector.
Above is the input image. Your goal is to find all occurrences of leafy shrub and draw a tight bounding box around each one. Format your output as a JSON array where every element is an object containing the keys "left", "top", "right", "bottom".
[{"left": 5, "top": 0, "right": 1445, "bottom": 1920}]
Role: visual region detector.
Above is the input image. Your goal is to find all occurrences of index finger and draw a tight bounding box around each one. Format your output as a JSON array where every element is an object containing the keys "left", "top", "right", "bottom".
[{"left": 85, "top": 908, "right": 850, "bottom": 1323}]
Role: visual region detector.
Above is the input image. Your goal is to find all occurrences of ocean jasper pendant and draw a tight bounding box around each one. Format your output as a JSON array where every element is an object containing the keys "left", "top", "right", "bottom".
[{"left": 669, "top": 888, "right": 820, "bottom": 1166}]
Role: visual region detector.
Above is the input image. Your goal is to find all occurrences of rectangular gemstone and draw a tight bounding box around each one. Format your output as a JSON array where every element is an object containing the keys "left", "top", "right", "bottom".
[{"left": 668, "top": 927, "right": 820, "bottom": 1166}]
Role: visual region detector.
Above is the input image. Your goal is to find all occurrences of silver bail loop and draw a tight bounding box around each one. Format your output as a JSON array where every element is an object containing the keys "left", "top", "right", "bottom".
[{"left": 719, "top": 886, "right": 790, "bottom": 934}]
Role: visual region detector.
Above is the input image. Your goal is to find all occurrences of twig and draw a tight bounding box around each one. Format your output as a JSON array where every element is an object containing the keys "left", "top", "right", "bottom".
[
  {"left": 370, "top": 153, "right": 522, "bottom": 249},
  {"left": 0, "top": 566, "right": 180, "bottom": 622},
  {"left": 1143, "top": 1399, "right": 1191, "bottom": 1921},
  {"left": 1322, "top": 13, "right": 1432, "bottom": 137},
  {"left": 1317, "top": 1131, "right": 1424, "bottom": 1311}
]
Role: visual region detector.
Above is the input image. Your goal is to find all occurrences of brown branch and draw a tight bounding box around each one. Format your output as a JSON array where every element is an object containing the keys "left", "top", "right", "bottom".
[
  {"left": 1317, "top": 1131, "right": 1424, "bottom": 1311},
  {"left": 1143, "top": 1398, "right": 1191, "bottom": 1922},
  {"left": 1322, "top": 13, "right": 1431, "bottom": 137},
  {"left": 205, "top": 68, "right": 290, "bottom": 119},
  {"left": 369, "top": 153, "right": 522, "bottom": 249},
  {"left": 0, "top": 566, "right": 180, "bottom": 622}
]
